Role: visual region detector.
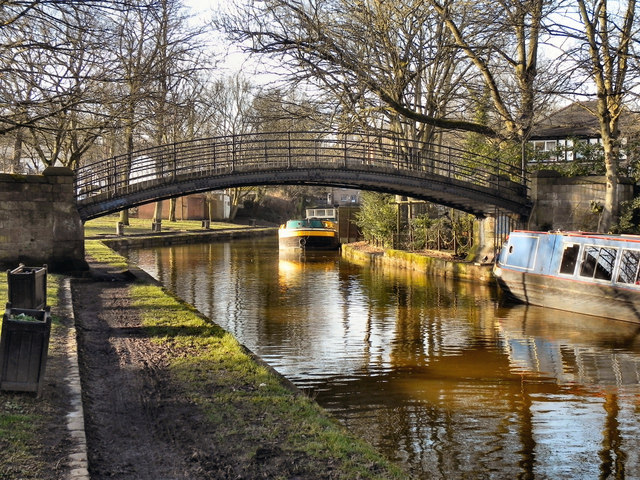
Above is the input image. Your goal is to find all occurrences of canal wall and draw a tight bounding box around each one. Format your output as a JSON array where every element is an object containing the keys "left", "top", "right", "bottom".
[
  {"left": 342, "top": 242, "right": 495, "bottom": 284},
  {"left": 528, "top": 171, "right": 636, "bottom": 231},
  {"left": 0, "top": 167, "right": 86, "bottom": 272},
  {"left": 99, "top": 227, "right": 278, "bottom": 250}
]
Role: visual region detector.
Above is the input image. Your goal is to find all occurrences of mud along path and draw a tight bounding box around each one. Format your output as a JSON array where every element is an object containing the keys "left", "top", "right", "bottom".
[{"left": 72, "top": 272, "right": 214, "bottom": 479}]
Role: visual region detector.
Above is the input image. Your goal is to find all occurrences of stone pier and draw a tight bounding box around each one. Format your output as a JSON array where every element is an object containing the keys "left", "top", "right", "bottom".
[{"left": 0, "top": 167, "right": 86, "bottom": 272}]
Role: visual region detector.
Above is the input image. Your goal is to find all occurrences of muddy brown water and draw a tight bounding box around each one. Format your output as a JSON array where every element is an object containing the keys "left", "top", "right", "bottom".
[{"left": 122, "top": 237, "right": 640, "bottom": 479}]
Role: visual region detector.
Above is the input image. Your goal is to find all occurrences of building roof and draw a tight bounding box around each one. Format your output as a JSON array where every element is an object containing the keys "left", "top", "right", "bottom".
[{"left": 531, "top": 101, "right": 601, "bottom": 140}]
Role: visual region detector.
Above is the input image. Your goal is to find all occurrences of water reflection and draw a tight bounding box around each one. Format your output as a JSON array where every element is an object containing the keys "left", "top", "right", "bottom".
[{"left": 123, "top": 238, "right": 640, "bottom": 479}]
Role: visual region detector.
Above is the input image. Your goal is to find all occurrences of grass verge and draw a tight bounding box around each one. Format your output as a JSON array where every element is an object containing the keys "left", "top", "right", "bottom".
[
  {"left": 85, "top": 239, "right": 129, "bottom": 270},
  {"left": 130, "top": 283, "right": 406, "bottom": 479}
]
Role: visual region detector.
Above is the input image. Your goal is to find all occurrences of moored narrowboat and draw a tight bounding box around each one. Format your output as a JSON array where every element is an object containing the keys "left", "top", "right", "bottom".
[
  {"left": 278, "top": 219, "right": 340, "bottom": 250},
  {"left": 494, "top": 230, "right": 640, "bottom": 324}
]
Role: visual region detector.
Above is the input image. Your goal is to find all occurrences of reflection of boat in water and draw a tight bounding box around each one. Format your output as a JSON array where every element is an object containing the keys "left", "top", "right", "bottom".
[
  {"left": 278, "top": 249, "right": 339, "bottom": 288},
  {"left": 494, "top": 230, "right": 640, "bottom": 324},
  {"left": 496, "top": 305, "right": 640, "bottom": 385},
  {"left": 278, "top": 219, "right": 340, "bottom": 250}
]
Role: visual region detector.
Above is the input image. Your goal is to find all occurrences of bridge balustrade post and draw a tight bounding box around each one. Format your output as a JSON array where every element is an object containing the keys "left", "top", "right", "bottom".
[
  {"left": 232, "top": 135, "right": 236, "bottom": 172},
  {"left": 288, "top": 131, "right": 292, "bottom": 169},
  {"left": 156, "top": 150, "right": 163, "bottom": 179},
  {"left": 264, "top": 139, "right": 268, "bottom": 166},
  {"left": 171, "top": 143, "right": 177, "bottom": 183},
  {"left": 111, "top": 158, "right": 117, "bottom": 198},
  {"left": 211, "top": 141, "right": 216, "bottom": 173},
  {"left": 343, "top": 135, "right": 348, "bottom": 169}
]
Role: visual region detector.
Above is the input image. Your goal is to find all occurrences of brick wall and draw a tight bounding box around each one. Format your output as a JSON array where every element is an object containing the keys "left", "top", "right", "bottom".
[{"left": 0, "top": 167, "right": 86, "bottom": 272}]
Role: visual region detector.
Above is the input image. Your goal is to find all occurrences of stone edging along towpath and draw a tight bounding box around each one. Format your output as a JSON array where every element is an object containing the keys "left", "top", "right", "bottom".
[{"left": 95, "top": 226, "right": 278, "bottom": 250}]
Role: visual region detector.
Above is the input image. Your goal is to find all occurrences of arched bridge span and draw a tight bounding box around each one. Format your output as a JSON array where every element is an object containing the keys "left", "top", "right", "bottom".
[{"left": 75, "top": 131, "right": 531, "bottom": 221}]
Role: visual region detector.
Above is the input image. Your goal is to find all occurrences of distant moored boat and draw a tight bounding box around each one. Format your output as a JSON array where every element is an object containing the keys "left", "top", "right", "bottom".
[{"left": 278, "top": 219, "right": 340, "bottom": 250}]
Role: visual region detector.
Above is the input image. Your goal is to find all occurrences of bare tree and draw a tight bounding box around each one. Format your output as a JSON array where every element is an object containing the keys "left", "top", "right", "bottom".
[
  {"left": 106, "top": 1, "right": 163, "bottom": 224},
  {"left": 207, "top": 73, "right": 257, "bottom": 136},
  {"left": 426, "top": 0, "right": 550, "bottom": 143},
  {"left": 0, "top": 1, "right": 66, "bottom": 138},
  {"left": 141, "top": 0, "right": 211, "bottom": 225},
  {"left": 0, "top": 1, "right": 107, "bottom": 171},
  {"left": 24, "top": 4, "right": 116, "bottom": 170},
  {"left": 202, "top": 73, "right": 259, "bottom": 219},
  {"left": 554, "top": 0, "right": 638, "bottom": 231},
  {"left": 0, "top": 1, "right": 160, "bottom": 173},
  {"left": 217, "top": 0, "right": 493, "bottom": 139}
]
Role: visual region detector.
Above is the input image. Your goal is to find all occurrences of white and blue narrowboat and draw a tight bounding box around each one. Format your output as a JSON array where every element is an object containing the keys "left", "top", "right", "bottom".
[{"left": 494, "top": 230, "right": 640, "bottom": 324}]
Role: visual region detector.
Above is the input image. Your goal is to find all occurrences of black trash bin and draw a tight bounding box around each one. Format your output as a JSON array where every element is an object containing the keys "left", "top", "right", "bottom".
[
  {"left": 7, "top": 264, "right": 47, "bottom": 310},
  {"left": 0, "top": 304, "right": 51, "bottom": 396}
]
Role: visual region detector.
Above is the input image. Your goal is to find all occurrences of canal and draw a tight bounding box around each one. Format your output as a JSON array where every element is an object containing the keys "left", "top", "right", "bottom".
[{"left": 123, "top": 236, "right": 640, "bottom": 479}]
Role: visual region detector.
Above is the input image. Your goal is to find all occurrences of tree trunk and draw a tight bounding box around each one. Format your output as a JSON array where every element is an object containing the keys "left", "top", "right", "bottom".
[
  {"left": 599, "top": 143, "right": 620, "bottom": 232},
  {"left": 12, "top": 128, "right": 23, "bottom": 174},
  {"left": 153, "top": 201, "right": 163, "bottom": 230},
  {"left": 169, "top": 197, "right": 177, "bottom": 221},
  {"left": 593, "top": 91, "right": 621, "bottom": 233},
  {"left": 575, "top": 0, "right": 636, "bottom": 231},
  {"left": 229, "top": 203, "right": 239, "bottom": 221},
  {"left": 119, "top": 209, "right": 129, "bottom": 226}
]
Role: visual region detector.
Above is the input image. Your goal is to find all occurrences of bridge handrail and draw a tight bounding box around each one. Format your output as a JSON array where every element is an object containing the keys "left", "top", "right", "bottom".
[{"left": 75, "top": 130, "right": 527, "bottom": 205}]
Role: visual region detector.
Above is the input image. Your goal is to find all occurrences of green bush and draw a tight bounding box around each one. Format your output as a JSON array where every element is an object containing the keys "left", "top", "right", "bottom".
[
  {"left": 611, "top": 196, "right": 640, "bottom": 234},
  {"left": 354, "top": 192, "right": 397, "bottom": 247}
]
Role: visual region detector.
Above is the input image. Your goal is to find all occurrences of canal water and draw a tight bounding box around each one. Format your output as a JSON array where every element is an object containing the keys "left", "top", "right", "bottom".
[{"left": 123, "top": 237, "right": 640, "bottom": 479}]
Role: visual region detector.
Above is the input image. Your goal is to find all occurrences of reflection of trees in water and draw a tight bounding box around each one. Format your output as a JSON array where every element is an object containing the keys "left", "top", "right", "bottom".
[{"left": 599, "top": 392, "right": 626, "bottom": 479}]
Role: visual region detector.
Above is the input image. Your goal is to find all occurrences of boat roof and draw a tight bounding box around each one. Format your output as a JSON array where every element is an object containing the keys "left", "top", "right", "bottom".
[
  {"left": 284, "top": 219, "right": 327, "bottom": 228},
  {"left": 511, "top": 230, "right": 640, "bottom": 245}
]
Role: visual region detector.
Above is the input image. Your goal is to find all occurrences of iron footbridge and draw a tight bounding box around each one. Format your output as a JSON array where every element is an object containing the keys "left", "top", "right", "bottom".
[{"left": 75, "top": 131, "right": 531, "bottom": 221}]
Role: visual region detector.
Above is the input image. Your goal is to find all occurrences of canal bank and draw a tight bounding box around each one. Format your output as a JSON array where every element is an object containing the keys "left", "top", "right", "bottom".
[
  {"left": 1, "top": 225, "right": 496, "bottom": 479},
  {"left": 71, "top": 246, "right": 407, "bottom": 480},
  {"left": 125, "top": 235, "right": 640, "bottom": 479},
  {"left": 341, "top": 242, "right": 495, "bottom": 284},
  {"left": 95, "top": 226, "right": 278, "bottom": 250}
]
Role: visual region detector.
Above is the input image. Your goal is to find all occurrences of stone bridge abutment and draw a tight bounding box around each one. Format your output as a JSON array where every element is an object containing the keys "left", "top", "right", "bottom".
[{"left": 0, "top": 167, "right": 86, "bottom": 272}]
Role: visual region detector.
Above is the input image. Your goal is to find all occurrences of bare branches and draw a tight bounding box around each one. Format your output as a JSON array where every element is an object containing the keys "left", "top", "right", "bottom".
[
  {"left": 218, "top": 0, "right": 497, "bottom": 140},
  {"left": 0, "top": 0, "right": 215, "bottom": 172},
  {"left": 217, "top": 0, "right": 565, "bottom": 143}
]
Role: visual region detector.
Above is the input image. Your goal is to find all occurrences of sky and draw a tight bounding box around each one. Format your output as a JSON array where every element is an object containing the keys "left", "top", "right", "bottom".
[{"left": 182, "top": 0, "right": 278, "bottom": 82}]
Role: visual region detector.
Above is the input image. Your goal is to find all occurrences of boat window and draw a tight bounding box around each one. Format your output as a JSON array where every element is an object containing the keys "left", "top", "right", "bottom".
[
  {"left": 594, "top": 247, "right": 616, "bottom": 280},
  {"left": 617, "top": 250, "right": 640, "bottom": 284},
  {"left": 579, "top": 246, "right": 599, "bottom": 278},
  {"left": 559, "top": 244, "right": 580, "bottom": 275},
  {"left": 579, "top": 245, "right": 617, "bottom": 281}
]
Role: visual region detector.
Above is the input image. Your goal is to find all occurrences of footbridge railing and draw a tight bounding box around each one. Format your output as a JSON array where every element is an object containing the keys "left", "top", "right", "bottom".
[{"left": 75, "top": 131, "right": 530, "bottom": 220}]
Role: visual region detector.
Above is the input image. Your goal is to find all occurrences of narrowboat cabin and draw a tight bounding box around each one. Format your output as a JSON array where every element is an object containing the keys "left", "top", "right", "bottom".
[
  {"left": 278, "top": 219, "right": 340, "bottom": 250},
  {"left": 494, "top": 230, "right": 640, "bottom": 324}
]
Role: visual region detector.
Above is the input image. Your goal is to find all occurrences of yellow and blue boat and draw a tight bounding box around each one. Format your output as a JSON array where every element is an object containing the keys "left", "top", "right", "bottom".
[{"left": 278, "top": 218, "right": 340, "bottom": 250}]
